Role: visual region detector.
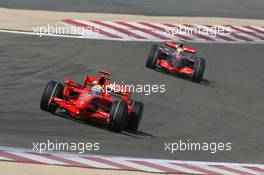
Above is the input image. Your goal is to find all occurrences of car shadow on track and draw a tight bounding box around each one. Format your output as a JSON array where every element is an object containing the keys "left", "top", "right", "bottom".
[
  {"left": 155, "top": 68, "right": 216, "bottom": 87},
  {"left": 54, "top": 111, "right": 156, "bottom": 139}
]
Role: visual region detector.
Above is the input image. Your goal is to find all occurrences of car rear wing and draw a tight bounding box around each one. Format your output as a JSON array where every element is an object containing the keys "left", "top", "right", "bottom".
[
  {"left": 165, "top": 41, "right": 196, "bottom": 53},
  {"left": 84, "top": 70, "right": 111, "bottom": 86},
  {"left": 98, "top": 70, "right": 111, "bottom": 76}
]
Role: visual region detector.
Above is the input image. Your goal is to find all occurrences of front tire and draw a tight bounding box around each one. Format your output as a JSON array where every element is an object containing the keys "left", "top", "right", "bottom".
[
  {"left": 40, "top": 81, "right": 64, "bottom": 113},
  {"left": 109, "top": 101, "right": 128, "bottom": 133},
  {"left": 146, "top": 44, "right": 160, "bottom": 69},
  {"left": 127, "top": 101, "right": 144, "bottom": 131},
  {"left": 192, "top": 58, "right": 205, "bottom": 83}
]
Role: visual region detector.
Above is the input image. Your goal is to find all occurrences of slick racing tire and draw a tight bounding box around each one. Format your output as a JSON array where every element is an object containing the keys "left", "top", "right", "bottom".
[
  {"left": 127, "top": 101, "right": 144, "bottom": 131},
  {"left": 109, "top": 101, "right": 128, "bottom": 133},
  {"left": 192, "top": 58, "right": 205, "bottom": 83},
  {"left": 146, "top": 44, "right": 160, "bottom": 69},
  {"left": 40, "top": 80, "right": 64, "bottom": 113}
]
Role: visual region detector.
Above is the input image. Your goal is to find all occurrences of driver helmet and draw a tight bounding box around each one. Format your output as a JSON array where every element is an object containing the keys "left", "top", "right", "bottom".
[
  {"left": 176, "top": 40, "right": 186, "bottom": 55},
  {"left": 178, "top": 42, "right": 184, "bottom": 48},
  {"left": 176, "top": 47, "right": 184, "bottom": 55},
  {"left": 91, "top": 84, "right": 103, "bottom": 95}
]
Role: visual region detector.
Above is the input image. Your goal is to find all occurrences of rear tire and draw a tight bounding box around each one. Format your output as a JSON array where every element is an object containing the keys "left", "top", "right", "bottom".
[
  {"left": 40, "top": 81, "right": 64, "bottom": 113},
  {"left": 109, "top": 101, "right": 128, "bottom": 133},
  {"left": 146, "top": 44, "right": 160, "bottom": 69},
  {"left": 192, "top": 58, "right": 205, "bottom": 83},
  {"left": 127, "top": 101, "right": 144, "bottom": 131}
]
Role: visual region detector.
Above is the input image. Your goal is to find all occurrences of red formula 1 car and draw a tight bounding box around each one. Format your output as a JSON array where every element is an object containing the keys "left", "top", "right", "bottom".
[
  {"left": 146, "top": 41, "right": 205, "bottom": 83},
  {"left": 40, "top": 70, "right": 144, "bottom": 133}
]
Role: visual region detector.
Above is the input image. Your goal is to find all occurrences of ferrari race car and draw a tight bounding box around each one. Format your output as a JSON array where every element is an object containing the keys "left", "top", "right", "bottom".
[
  {"left": 40, "top": 70, "right": 144, "bottom": 133},
  {"left": 146, "top": 41, "right": 206, "bottom": 83}
]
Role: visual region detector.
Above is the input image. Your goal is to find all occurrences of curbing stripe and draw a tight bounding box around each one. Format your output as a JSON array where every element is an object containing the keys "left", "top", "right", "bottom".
[
  {"left": 83, "top": 157, "right": 137, "bottom": 171},
  {"left": 172, "top": 163, "right": 225, "bottom": 175},
  {"left": 63, "top": 156, "right": 117, "bottom": 169},
  {"left": 243, "top": 26, "right": 264, "bottom": 34},
  {"left": 15, "top": 152, "right": 66, "bottom": 165},
  {"left": 63, "top": 19, "right": 122, "bottom": 39},
  {"left": 205, "top": 24, "right": 236, "bottom": 41},
  {"left": 143, "top": 22, "right": 193, "bottom": 41},
  {"left": 105, "top": 158, "right": 165, "bottom": 172},
  {"left": 0, "top": 147, "right": 264, "bottom": 175},
  {"left": 35, "top": 153, "right": 89, "bottom": 167},
  {"left": 60, "top": 20, "right": 264, "bottom": 44},
  {"left": 182, "top": 24, "right": 215, "bottom": 41},
  {"left": 0, "top": 151, "right": 41, "bottom": 164},
  {"left": 228, "top": 25, "right": 264, "bottom": 40},
  {"left": 243, "top": 166, "right": 264, "bottom": 174},
  {"left": 210, "top": 165, "right": 256, "bottom": 175},
  {"left": 91, "top": 21, "right": 147, "bottom": 39},
  {"left": 116, "top": 21, "right": 171, "bottom": 40},
  {"left": 1, "top": 29, "right": 264, "bottom": 44},
  {"left": 129, "top": 160, "right": 185, "bottom": 174}
]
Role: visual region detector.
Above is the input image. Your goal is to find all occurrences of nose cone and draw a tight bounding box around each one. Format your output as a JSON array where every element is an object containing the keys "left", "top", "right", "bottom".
[{"left": 76, "top": 93, "right": 91, "bottom": 110}]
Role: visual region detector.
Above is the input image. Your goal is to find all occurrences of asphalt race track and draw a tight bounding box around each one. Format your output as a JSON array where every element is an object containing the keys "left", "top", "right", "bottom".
[
  {"left": 1, "top": 0, "right": 264, "bottom": 19},
  {"left": 0, "top": 32, "right": 264, "bottom": 163}
]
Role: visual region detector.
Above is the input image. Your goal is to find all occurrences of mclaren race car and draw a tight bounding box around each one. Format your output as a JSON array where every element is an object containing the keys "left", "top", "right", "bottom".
[
  {"left": 146, "top": 41, "right": 206, "bottom": 83},
  {"left": 40, "top": 70, "right": 144, "bottom": 133}
]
